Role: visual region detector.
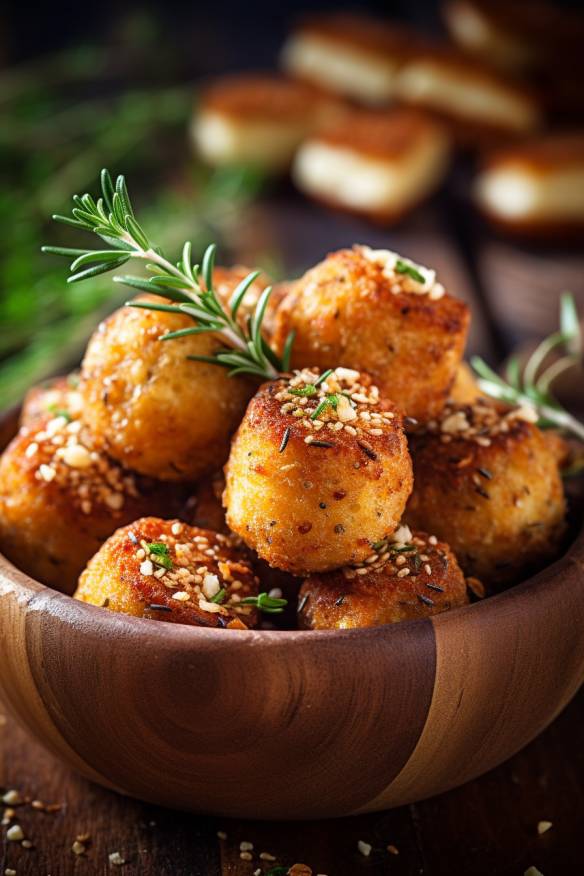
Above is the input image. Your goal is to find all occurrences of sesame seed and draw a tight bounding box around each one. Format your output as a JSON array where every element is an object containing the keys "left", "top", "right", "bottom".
[
  {"left": 260, "top": 851, "right": 277, "bottom": 861},
  {"left": 369, "top": 428, "right": 383, "bottom": 436},
  {"left": 171, "top": 522, "right": 181, "bottom": 536},
  {"left": 6, "top": 824, "right": 24, "bottom": 842},
  {"left": 217, "top": 830, "right": 227, "bottom": 840},
  {"left": 429, "top": 535, "right": 438, "bottom": 545},
  {"left": 172, "top": 591, "right": 190, "bottom": 602},
  {"left": 240, "top": 852, "right": 253, "bottom": 861},
  {"left": 38, "top": 463, "right": 56, "bottom": 482},
  {"left": 140, "top": 560, "right": 154, "bottom": 576},
  {"left": 2, "top": 791, "right": 20, "bottom": 805},
  {"left": 202, "top": 573, "right": 221, "bottom": 598},
  {"left": 240, "top": 841, "right": 254, "bottom": 851},
  {"left": 424, "top": 564, "right": 432, "bottom": 575},
  {"left": 537, "top": 820, "right": 553, "bottom": 835},
  {"left": 358, "top": 840, "right": 372, "bottom": 857},
  {"left": 198, "top": 599, "right": 222, "bottom": 613},
  {"left": 108, "top": 851, "right": 126, "bottom": 866},
  {"left": 397, "top": 568, "right": 410, "bottom": 578},
  {"left": 25, "top": 442, "right": 38, "bottom": 457},
  {"left": 104, "top": 492, "right": 124, "bottom": 510},
  {"left": 61, "top": 443, "right": 93, "bottom": 468},
  {"left": 72, "top": 840, "right": 86, "bottom": 855}
]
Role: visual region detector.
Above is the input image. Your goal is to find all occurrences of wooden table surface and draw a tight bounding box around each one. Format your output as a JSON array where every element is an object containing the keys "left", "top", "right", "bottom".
[{"left": 1, "top": 180, "right": 584, "bottom": 876}]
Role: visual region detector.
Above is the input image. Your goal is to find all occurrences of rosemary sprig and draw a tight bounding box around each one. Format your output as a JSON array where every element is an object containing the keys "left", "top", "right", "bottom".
[
  {"left": 472, "top": 293, "right": 584, "bottom": 443},
  {"left": 42, "top": 169, "right": 294, "bottom": 380},
  {"left": 240, "top": 592, "right": 288, "bottom": 614}
]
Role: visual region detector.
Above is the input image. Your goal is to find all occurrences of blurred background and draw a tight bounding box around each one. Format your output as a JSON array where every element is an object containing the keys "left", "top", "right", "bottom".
[{"left": 1, "top": 0, "right": 583, "bottom": 409}]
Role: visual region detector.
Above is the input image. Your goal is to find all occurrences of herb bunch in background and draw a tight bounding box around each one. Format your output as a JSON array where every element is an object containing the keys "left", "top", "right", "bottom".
[{"left": 0, "top": 26, "right": 265, "bottom": 408}]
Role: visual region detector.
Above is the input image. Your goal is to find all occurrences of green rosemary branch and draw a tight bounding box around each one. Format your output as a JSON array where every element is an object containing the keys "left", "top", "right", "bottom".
[
  {"left": 472, "top": 293, "right": 584, "bottom": 443},
  {"left": 240, "top": 592, "right": 288, "bottom": 614},
  {"left": 42, "top": 169, "right": 294, "bottom": 380}
]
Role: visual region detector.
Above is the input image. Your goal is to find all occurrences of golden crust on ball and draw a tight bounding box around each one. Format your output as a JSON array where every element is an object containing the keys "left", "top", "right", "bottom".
[
  {"left": 20, "top": 373, "right": 82, "bottom": 427},
  {"left": 299, "top": 526, "right": 469, "bottom": 629},
  {"left": 0, "top": 417, "right": 183, "bottom": 595},
  {"left": 405, "top": 399, "right": 566, "bottom": 587},
  {"left": 272, "top": 246, "right": 469, "bottom": 421},
  {"left": 75, "top": 518, "right": 258, "bottom": 629},
  {"left": 224, "top": 367, "right": 413, "bottom": 575},
  {"left": 80, "top": 295, "right": 254, "bottom": 481}
]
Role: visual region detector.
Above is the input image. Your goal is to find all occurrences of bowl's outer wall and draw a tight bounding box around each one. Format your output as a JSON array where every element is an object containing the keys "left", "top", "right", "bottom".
[{"left": 1, "top": 407, "right": 584, "bottom": 818}]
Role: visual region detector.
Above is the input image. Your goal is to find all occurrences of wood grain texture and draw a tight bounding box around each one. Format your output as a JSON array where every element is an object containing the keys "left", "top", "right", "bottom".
[{"left": 1, "top": 530, "right": 583, "bottom": 819}]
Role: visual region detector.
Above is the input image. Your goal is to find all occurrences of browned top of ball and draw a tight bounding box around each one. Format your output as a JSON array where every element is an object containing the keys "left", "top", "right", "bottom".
[
  {"left": 200, "top": 74, "right": 328, "bottom": 121},
  {"left": 408, "top": 398, "right": 540, "bottom": 475},
  {"left": 4, "top": 415, "right": 148, "bottom": 519},
  {"left": 313, "top": 108, "right": 448, "bottom": 161},
  {"left": 82, "top": 518, "right": 258, "bottom": 629},
  {"left": 299, "top": 526, "right": 469, "bottom": 629},
  {"left": 256, "top": 367, "right": 406, "bottom": 466},
  {"left": 285, "top": 246, "right": 467, "bottom": 332}
]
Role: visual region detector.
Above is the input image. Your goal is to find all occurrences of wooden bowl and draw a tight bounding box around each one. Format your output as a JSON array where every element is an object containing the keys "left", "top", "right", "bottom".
[{"left": 1, "top": 407, "right": 583, "bottom": 819}]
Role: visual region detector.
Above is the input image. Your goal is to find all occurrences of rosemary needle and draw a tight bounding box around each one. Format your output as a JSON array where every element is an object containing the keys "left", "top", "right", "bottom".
[{"left": 42, "top": 169, "right": 294, "bottom": 381}]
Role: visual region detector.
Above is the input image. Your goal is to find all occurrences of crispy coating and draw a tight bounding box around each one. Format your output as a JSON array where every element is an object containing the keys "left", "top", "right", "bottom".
[
  {"left": 405, "top": 399, "right": 566, "bottom": 587},
  {"left": 80, "top": 294, "right": 254, "bottom": 481},
  {"left": 20, "top": 373, "right": 82, "bottom": 427},
  {"left": 224, "top": 368, "right": 413, "bottom": 574},
  {"left": 272, "top": 246, "right": 469, "bottom": 421},
  {"left": 75, "top": 518, "right": 258, "bottom": 629},
  {"left": 299, "top": 526, "right": 469, "bottom": 629},
  {"left": 0, "top": 417, "right": 184, "bottom": 595}
]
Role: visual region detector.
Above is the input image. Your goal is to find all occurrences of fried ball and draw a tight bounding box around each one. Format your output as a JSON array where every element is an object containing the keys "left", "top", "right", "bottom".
[
  {"left": 224, "top": 367, "right": 413, "bottom": 575},
  {"left": 75, "top": 518, "right": 258, "bottom": 629},
  {"left": 405, "top": 398, "right": 566, "bottom": 587},
  {"left": 80, "top": 294, "right": 254, "bottom": 481},
  {"left": 0, "top": 416, "right": 183, "bottom": 594},
  {"left": 272, "top": 246, "right": 470, "bottom": 422},
  {"left": 298, "top": 525, "right": 469, "bottom": 629},
  {"left": 20, "top": 373, "right": 82, "bottom": 427}
]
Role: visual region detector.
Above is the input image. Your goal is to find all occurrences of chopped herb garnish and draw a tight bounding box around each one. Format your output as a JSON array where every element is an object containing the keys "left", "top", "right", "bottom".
[
  {"left": 357, "top": 441, "right": 377, "bottom": 460},
  {"left": 426, "top": 582, "right": 444, "bottom": 592},
  {"left": 264, "top": 868, "right": 289, "bottom": 876},
  {"left": 390, "top": 544, "right": 417, "bottom": 554},
  {"left": 279, "top": 426, "right": 291, "bottom": 453},
  {"left": 310, "top": 393, "right": 338, "bottom": 420},
  {"left": 314, "top": 368, "right": 333, "bottom": 388},
  {"left": 47, "top": 405, "right": 72, "bottom": 421},
  {"left": 309, "top": 440, "right": 335, "bottom": 448},
  {"left": 395, "top": 259, "right": 425, "bottom": 284},
  {"left": 289, "top": 384, "right": 317, "bottom": 397},
  {"left": 240, "top": 592, "right": 288, "bottom": 614},
  {"left": 210, "top": 588, "right": 226, "bottom": 604},
  {"left": 146, "top": 542, "right": 173, "bottom": 570}
]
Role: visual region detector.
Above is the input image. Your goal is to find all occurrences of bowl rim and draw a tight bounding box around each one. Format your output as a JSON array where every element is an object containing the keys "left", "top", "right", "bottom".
[{"left": 2, "top": 521, "right": 582, "bottom": 645}]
